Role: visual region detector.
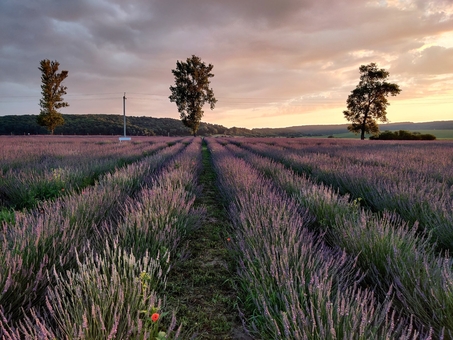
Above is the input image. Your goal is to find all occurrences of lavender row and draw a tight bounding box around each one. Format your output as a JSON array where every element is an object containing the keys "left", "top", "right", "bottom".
[
  {"left": 230, "top": 138, "right": 453, "bottom": 252},
  {"left": 223, "top": 140, "right": 453, "bottom": 337},
  {"left": 111, "top": 137, "right": 206, "bottom": 260},
  {"left": 274, "top": 138, "right": 453, "bottom": 185},
  {"left": 241, "top": 137, "right": 453, "bottom": 185},
  {"left": 1, "top": 137, "right": 205, "bottom": 339},
  {"left": 0, "top": 136, "right": 181, "bottom": 170},
  {"left": 206, "top": 138, "right": 417, "bottom": 339},
  {"left": 0, "top": 137, "right": 183, "bottom": 211},
  {"left": 0, "top": 140, "right": 187, "bottom": 334},
  {"left": 229, "top": 137, "right": 453, "bottom": 189}
]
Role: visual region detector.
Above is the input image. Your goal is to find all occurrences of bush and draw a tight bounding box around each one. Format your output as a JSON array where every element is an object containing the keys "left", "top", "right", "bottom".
[{"left": 370, "top": 130, "right": 436, "bottom": 140}]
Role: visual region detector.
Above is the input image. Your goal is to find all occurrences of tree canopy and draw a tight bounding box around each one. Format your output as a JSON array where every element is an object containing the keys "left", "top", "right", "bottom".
[
  {"left": 343, "top": 63, "right": 401, "bottom": 140},
  {"left": 37, "top": 59, "right": 69, "bottom": 134},
  {"left": 169, "top": 55, "right": 217, "bottom": 136}
]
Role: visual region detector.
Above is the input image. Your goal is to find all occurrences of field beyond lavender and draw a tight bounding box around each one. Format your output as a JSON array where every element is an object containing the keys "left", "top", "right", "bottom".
[{"left": 1, "top": 135, "right": 453, "bottom": 339}]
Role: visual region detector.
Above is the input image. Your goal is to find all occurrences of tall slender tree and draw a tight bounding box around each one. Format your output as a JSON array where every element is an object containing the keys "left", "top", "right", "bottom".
[
  {"left": 169, "top": 55, "right": 217, "bottom": 136},
  {"left": 37, "top": 59, "right": 69, "bottom": 134},
  {"left": 343, "top": 63, "right": 401, "bottom": 140}
]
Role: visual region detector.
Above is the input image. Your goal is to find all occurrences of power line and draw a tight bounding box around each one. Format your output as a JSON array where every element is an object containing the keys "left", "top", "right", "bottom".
[{"left": 1, "top": 92, "right": 452, "bottom": 106}]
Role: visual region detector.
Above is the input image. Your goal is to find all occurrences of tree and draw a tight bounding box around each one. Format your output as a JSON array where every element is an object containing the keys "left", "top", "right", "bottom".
[
  {"left": 37, "top": 59, "right": 69, "bottom": 134},
  {"left": 169, "top": 55, "right": 217, "bottom": 136},
  {"left": 343, "top": 63, "right": 401, "bottom": 140}
]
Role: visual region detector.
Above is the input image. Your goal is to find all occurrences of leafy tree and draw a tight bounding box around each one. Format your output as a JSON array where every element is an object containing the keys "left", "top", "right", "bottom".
[
  {"left": 37, "top": 59, "right": 69, "bottom": 134},
  {"left": 169, "top": 55, "right": 217, "bottom": 136},
  {"left": 343, "top": 63, "right": 401, "bottom": 140}
]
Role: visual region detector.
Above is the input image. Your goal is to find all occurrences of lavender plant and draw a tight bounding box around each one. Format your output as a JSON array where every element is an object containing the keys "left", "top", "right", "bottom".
[
  {"left": 1, "top": 241, "right": 180, "bottom": 339},
  {"left": 0, "top": 137, "right": 181, "bottom": 211},
  {"left": 1, "top": 137, "right": 208, "bottom": 339},
  {"left": 113, "top": 138, "right": 206, "bottom": 260},
  {"left": 234, "top": 138, "right": 453, "bottom": 252},
  {"left": 206, "top": 138, "right": 418, "bottom": 339},
  {"left": 334, "top": 212, "right": 453, "bottom": 336},
  {"left": 225, "top": 138, "right": 453, "bottom": 337},
  {"left": 0, "top": 141, "right": 186, "bottom": 331}
]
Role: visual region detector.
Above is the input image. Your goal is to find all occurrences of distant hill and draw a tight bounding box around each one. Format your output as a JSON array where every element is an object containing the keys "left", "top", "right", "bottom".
[
  {"left": 252, "top": 121, "right": 453, "bottom": 137},
  {"left": 0, "top": 114, "right": 230, "bottom": 136},
  {"left": 0, "top": 114, "right": 452, "bottom": 138}
]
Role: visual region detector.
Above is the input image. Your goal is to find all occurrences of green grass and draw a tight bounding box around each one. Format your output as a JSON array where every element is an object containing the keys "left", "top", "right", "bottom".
[
  {"left": 0, "top": 207, "right": 15, "bottom": 224},
  {"left": 411, "top": 129, "right": 453, "bottom": 139},
  {"left": 164, "top": 141, "right": 246, "bottom": 339}
]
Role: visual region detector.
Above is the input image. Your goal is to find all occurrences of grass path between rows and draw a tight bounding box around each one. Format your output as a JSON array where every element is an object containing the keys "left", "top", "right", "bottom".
[{"left": 165, "top": 141, "right": 254, "bottom": 339}]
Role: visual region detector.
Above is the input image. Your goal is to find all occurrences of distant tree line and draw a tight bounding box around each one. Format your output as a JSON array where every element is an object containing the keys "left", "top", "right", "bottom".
[
  {"left": 0, "top": 114, "right": 447, "bottom": 138},
  {"left": 0, "top": 114, "right": 237, "bottom": 136}
]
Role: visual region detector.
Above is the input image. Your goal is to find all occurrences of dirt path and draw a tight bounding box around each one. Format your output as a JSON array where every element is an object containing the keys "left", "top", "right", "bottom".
[{"left": 165, "top": 141, "right": 254, "bottom": 339}]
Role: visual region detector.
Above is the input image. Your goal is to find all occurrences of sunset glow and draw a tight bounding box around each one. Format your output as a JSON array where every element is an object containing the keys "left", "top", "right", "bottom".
[{"left": 1, "top": 0, "right": 452, "bottom": 129}]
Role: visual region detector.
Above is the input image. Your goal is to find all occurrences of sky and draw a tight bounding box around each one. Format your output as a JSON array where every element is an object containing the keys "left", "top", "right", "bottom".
[{"left": 1, "top": 0, "right": 453, "bottom": 129}]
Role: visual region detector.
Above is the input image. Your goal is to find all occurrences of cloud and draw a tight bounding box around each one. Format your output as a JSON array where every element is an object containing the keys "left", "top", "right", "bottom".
[
  {"left": 1, "top": 0, "right": 453, "bottom": 128},
  {"left": 394, "top": 45, "right": 453, "bottom": 74}
]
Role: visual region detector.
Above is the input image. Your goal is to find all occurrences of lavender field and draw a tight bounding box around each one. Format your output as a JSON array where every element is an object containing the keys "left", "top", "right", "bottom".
[{"left": 1, "top": 135, "right": 453, "bottom": 339}]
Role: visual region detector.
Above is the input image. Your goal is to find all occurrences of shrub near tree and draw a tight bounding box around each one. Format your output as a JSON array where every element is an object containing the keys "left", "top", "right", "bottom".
[
  {"left": 37, "top": 59, "right": 69, "bottom": 134},
  {"left": 169, "top": 55, "right": 217, "bottom": 137},
  {"left": 344, "top": 63, "right": 401, "bottom": 140},
  {"left": 370, "top": 130, "right": 436, "bottom": 140}
]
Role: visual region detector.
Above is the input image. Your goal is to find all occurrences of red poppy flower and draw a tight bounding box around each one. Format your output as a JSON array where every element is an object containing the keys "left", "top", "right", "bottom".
[{"left": 151, "top": 313, "right": 159, "bottom": 322}]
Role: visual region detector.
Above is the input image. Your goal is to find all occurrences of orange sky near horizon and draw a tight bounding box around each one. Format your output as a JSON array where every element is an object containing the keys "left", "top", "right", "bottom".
[{"left": 1, "top": 0, "right": 452, "bottom": 129}]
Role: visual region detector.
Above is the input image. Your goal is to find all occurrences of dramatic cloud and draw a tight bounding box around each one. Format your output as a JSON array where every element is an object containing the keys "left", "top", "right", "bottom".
[{"left": 1, "top": 0, "right": 453, "bottom": 128}]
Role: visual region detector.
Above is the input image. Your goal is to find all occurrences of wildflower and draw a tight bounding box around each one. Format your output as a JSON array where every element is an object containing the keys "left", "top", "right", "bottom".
[
  {"left": 151, "top": 313, "right": 159, "bottom": 322},
  {"left": 227, "top": 237, "right": 231, "bottom": 242}
]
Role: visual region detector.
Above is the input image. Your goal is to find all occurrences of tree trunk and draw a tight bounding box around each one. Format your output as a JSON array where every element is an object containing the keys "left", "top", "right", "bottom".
[{"left": 360, "top": 111, "right": 368, "bottom": 140}]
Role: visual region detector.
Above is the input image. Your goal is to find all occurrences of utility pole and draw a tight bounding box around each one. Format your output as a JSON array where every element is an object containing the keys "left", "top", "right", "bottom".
[
  {"left": 119, "top": 92, "right": 131, "bottom": 141},
  {"left": 123, "top": 92, "right": 126, "bottom": 137}
]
